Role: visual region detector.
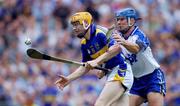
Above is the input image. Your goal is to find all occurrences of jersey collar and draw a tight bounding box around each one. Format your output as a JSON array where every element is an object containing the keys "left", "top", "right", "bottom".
[{"left": 87, "top": 24, "right": 96, "bottom": 41}]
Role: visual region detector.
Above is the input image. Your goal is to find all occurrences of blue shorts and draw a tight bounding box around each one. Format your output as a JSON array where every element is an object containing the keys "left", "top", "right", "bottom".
[{"left": 130, "top": 68, "right": 166, "bottom": 100}]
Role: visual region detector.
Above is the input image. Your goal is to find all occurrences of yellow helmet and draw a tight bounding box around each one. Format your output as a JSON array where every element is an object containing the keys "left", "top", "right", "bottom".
[{"left": 70, "top": 12, "right": 93, "bottom": 29}]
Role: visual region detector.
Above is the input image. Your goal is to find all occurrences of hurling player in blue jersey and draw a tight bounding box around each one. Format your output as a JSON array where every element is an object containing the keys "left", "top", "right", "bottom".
[
  {"left": 112, "top": 8, "right": 166, "bottom": 106},
  {"left": 55, "top": 12, "right": 133, "bottom": 106}
]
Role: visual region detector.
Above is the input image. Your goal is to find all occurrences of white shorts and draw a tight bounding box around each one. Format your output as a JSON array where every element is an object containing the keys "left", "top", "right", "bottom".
[{"left": 106, "top": 63, "right": 133, "bottom": 90}]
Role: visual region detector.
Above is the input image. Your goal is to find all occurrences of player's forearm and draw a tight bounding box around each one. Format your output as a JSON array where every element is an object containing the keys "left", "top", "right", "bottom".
[
  {"left": 96, "top": 44, "right": 121, "bottom": 65},
  {"left": 121, "top": 41, "right": 140, "bottom": 54},
  {"left": 67, "top": 66, "right": 89, "bottom": 82}
]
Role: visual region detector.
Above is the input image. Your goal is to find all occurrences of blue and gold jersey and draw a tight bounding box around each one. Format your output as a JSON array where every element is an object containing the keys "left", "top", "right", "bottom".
[{"left": 81, "top": 24, "right": 127, "bottom": 70}]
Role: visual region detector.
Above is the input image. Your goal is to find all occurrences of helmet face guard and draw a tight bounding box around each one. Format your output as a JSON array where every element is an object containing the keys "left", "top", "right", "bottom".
[{"left": 115, "top": 8, "right": 141, "bottom": 34}]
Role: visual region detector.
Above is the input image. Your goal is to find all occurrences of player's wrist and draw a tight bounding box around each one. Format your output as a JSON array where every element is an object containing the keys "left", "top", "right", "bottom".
[
  {"left": 66, "top": 76, "right": 73, "bottom": 82},
  {"left": 96, "top": 58, "right": 105, "bottom": 66},
  {"left": 120, "top": 40, "right": 127, "bottom": 46}
]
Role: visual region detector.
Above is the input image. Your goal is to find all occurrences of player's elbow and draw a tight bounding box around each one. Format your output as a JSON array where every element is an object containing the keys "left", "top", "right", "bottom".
[
  {"left": 132, "top": 48, "right": 139, "bottom": 54},
  {"left": 132, "top": 46, "right": 140, "bottom": 54},
  {"left": 127, "top": 44, "right": 140, "bottom": 54}
]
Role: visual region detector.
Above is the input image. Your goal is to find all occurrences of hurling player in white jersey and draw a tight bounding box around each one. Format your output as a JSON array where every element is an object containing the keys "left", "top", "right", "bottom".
[{"left": 112, "top": 8, "right": 166, "bottom": 106}]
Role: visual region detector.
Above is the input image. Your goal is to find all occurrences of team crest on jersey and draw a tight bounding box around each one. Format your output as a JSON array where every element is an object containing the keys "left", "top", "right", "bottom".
[
  {"left": 90, "top": 45, "right": 96, "bottom": 53},
  {"left": 95, "top": 43, "right": 100, "bottom": 50}
]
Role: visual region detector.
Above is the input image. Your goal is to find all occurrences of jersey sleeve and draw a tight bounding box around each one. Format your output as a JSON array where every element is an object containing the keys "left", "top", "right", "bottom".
[
  {"left": 97, "top": 32, "right": 115, "bottom": 47},
  {"left": 97, "top": 32, "right": 108, "bottom": 44},
  {"left": 134, "top": 34, "right": 150, "bottom": 51},
  {"left": 108, "top": 37, "right": 116, "bottom": 47}
]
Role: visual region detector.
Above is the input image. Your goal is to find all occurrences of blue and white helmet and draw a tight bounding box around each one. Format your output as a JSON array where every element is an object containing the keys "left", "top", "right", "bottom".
[{"left": 115, "top": 8, "right": 141, "bottom": 20}]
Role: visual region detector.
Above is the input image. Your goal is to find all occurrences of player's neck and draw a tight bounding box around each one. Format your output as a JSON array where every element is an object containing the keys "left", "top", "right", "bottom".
[{"left": 124, "top": 26, "right": 135, "bottom": 37}]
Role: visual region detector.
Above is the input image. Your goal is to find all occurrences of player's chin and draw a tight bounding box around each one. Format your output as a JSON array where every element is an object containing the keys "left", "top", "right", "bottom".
[
  {"left": 77, "top": 34, "right": 84, "bottom": 39},
  {"left": 116, "top": 27, "right": 121, "bottom": 32},
  {"left": 117, "top": 26, "right": 125, "bottom": 31},
  {"left": 119, "top": 29, "right": 128, "bottom": 34}
]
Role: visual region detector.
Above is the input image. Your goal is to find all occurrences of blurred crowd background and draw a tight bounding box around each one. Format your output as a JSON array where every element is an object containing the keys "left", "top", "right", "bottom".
[{"left": 0, "top": 0, "right": 179, "bottom": 106}]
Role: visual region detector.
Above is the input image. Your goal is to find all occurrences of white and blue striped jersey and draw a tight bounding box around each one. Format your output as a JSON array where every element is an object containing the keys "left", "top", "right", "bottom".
[{"left": 121, "top": 26, "right": 160, "bottom": 78}]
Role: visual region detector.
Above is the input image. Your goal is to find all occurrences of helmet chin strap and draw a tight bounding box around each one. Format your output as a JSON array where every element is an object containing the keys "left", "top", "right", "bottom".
[
  {"left": 128, "top": 17, "right": 135, "bottom": 26},
  {"left": 77, "top": 29, "right": 89, "bottom": 38},
  {"left": 82, "top": 20, "right": 90, "bottom": 30}
]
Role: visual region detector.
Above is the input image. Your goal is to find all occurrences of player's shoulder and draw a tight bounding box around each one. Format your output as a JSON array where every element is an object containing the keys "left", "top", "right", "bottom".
[
  {"left": 133, "top": 27, "right": 147, "bottom": 38},
  {"left": 96, "top": 25, "right": 107, "bottom": 35},
  {"left": 96, "top": 25, "right": 108, "bottom": 33}
]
